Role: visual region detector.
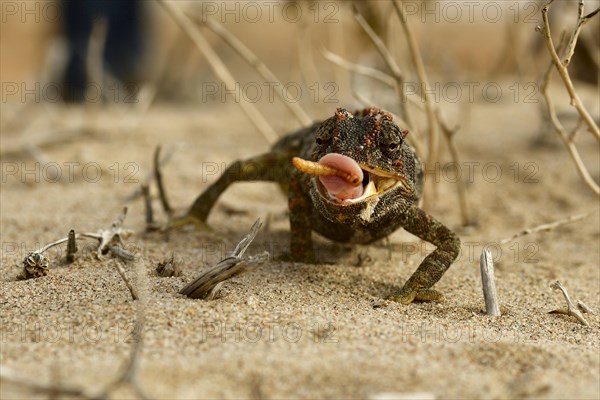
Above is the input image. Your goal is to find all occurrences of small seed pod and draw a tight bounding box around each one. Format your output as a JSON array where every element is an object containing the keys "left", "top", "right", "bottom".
[
  {"left": 291, "top": 157, "right": 362, "bottom": 186},
  {"left": 18, "top": 252, "right": 49, "bottom": 280}
]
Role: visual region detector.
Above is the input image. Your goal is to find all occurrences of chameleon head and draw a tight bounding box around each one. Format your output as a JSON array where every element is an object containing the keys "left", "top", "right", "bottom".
[{"left": 304, "top": 108, "right": 417, "bottom": 205}]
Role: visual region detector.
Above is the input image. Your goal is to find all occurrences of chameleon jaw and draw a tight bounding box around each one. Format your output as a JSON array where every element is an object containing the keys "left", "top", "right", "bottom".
[
  {"left": 291, "top": 155, "right": 407, "bottom": 204},
  {"left": 317, "top": 167, "right": 405, "bottom": 205}
]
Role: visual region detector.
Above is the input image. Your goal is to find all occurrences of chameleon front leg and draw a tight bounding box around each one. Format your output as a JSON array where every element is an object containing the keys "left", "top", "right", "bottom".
[
  {"left": 170, "top": 152, "right": 292, "bottom": 229},
  {"left": 390, "top": 204, "right": 461, "bottom": 304},
  {"left": 287, "top": 172, "right": 316, "bottom": 263}
]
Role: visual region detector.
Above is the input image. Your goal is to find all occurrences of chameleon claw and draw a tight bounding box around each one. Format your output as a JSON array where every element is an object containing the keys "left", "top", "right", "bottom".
[
  {"left": 389, "top": 287, "right": 417, "bottom": 305},
  {"left": 389, "top": 287, "right": 444, "bottom": 304},
  {"left": 414, "top": 289, "right": 445, "bottom": 302}
]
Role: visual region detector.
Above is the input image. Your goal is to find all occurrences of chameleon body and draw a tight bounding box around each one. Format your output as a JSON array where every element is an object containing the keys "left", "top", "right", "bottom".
[{"left": 181, "top": 108, "right": 461, "bottom": 304}]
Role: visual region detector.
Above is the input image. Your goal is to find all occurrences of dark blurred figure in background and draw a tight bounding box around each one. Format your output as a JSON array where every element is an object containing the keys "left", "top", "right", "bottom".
[{"left": 62, "top": 0, "right": 145, "bottom": 102}]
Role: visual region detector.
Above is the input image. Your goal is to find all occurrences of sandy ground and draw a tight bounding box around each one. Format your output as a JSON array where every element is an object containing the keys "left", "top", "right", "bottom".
[
  {"left": 1, "top": 2, "right": 599, "bottom": 396},
  {"left": 1, "top": 88, "right": 598, "bottom": 399}
]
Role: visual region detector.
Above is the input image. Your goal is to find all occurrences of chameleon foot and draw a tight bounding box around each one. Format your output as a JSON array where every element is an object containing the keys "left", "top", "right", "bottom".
[
  {"left": 414, "top": 289, "right": 445, "bottom": 302},
  {"left": 389, "top": 287, "right": 444, "bottom": 304}
]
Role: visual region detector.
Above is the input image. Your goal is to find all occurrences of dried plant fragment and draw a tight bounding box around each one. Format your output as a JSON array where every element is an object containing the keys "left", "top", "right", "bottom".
[
  {"left": 180, "top": 218, "right": 268, "bottom": 299},
  {"left": 79, "top": 207, "right": 135, "bottom": 259},
  {"left": 17, "top": 252, "right": 49, "bottom": 280},
  {"left": 156, "top": 256, "right": 180, "bottom": 277},
  {"left": 66, "top": 229, "right": 78, "bottom": 263},
  {"left": 549, "top": 280, "right": 590, "bottom": 326}
]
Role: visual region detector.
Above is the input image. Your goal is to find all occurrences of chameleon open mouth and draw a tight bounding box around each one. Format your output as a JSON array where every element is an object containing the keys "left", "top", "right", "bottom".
[{"left": 292, "top": 154, "right": 404, "bottom": 204}]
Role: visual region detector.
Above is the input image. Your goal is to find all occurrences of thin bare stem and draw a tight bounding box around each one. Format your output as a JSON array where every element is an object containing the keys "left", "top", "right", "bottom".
[
  {"left": 322, "top": 47, "right": 425, "bottom": 112},
  {"left": 66, "top": 229, "right": 77, "bottom": 263},
  {"left": 180, "top": 218, "right": 268, "bottom": 299},
  {"left": 549, "top": 281, "right": 589, "bottom": 326},
  {"left": 192, "top": 15, "right": 312, "bottom": 126},
  {"left": 541, "top": 1, "right": 600, "bottom": 142},
  {"left": 498, "top": 209, "right": 597, "bottom": 245},
  {"left": 114, "top": 260, "right": 139, "bottom": 300},
  {"left": 540, "top": 53, "right": 600, "bottom": 196},
  {"left": 321, "top": 47, "right": 395, "bottom": 87},
  {"left": 437, "top": 111, "right": 471, "bottom": 226},
  {"left": 154, "top": 146, "right": 173, "bottom": 217},
  {"left": 157, "top": 0, "right": 278, "bottom": 144},
  {"left": 352, "top": 5, "right": 412, "bottom": 128},
  {"left": 393, "top": 0, "right": 440, "bottom": 208},
  {"left": 480, "top": 248, "right": 501, "bottom": 316}
]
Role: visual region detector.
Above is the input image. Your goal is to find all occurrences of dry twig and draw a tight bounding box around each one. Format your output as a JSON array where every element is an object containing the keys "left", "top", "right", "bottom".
[
  {"left": 79, "top": 207, "right": 135, "bottom": 260},
  {"left": 392, "top": 1, "right": 441, "bottom": 208},
  {"left": 540, "top": 0, "right": 600, "bottom": 142},
  {"left": 114, "top": 260, "right": 139, "bottom": 300},
  {"left": 157, "top": 0, "right": 278, "bottom": 144},
  {"left": 154, "top": 146, "right": 173, "bottom": 217},
  {"left": 351, "top": 4, "right": 412, "bottom": 127},
  {"left": 126, "top": 144, "right": 175, "bottom": 201},
  {"left": 180, "top": 218, "right": 268, "bottom": 299},
  {"left": 479, "top": 248, "right": 501, "bottom": 316},
  {"left": 66, "top": 229, "right": 77, "bottom": 263},
  {"left": 437, "top": 111, "right": 471, "bottom": 226},
  {"left": 192, "top": 15, "right": 312, "bottom": 126},
  {"left": 549, "top": 281, "right": 591, "bottom": 326},
  {"left": 498, "top": 209, "right": 597, "bottom": 245}
]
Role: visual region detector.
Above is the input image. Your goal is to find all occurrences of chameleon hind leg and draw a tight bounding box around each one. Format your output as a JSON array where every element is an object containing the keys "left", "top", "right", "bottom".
[
  {"left": 169, "top": 152, "right": 293, "bottom": 230},
  {"left": 390, "top": 204, "right": 461, "bottom": 305}
]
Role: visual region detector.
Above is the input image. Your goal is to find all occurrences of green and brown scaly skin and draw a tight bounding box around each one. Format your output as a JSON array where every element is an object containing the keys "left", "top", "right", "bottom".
[{"left": 181, "top": 108, "right": 461, "bottom": 304}]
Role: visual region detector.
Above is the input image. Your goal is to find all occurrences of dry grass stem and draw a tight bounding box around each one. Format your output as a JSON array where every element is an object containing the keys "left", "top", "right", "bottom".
[
  {"left": 351, "top": 5, "right": 412, "bottom": 127},
  {"left": 541, "top": 0, "right": 600, "bottom": 142},
  {"left": 392, "top": 0, "right": 441, "bottom": 208},
  {"left": 114, "top": 260, "right": 139, "bottom": 300},
  {"left": 193, "top": 15, "right": 312, "bottom": 126},
  {"left": 321, "top": 47, "right": 395, "bottom": 87},
  {"left": 437, "top": 111, "right": 471, "bottom": 226},
  {"left": 498, "top": 209, "right": 597, "bottom": 245},
  {"left": 79, "top": 207, "right": 135, "bottom": 259},
  {"left": 66, "top": 229, "right": 77, "bottom": 263},
  {"left": 126, "top": 144, "right": 175, "bottom": 201},
  {"left": 549, "top": 281, "right": 589, "bottom": 326},
  {"left": 158, "top": 0, "right": 278, "bottom": 144},
  {"left": 154, "top": 146, "right": 173, "bottom": 217},
  {"left": 479, "top": 248, "right": 501, "bottom": 316},
  {"left": 180, "top": 218, "right": 268, "bottom": 299}
]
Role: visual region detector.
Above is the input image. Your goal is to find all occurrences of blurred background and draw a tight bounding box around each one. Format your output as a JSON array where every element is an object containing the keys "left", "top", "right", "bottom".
[{"left": 2, "top": 0, "right": 597, "bottom": 105}]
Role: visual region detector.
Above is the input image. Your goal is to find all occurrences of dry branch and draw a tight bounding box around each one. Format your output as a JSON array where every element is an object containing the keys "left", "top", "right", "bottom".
[
  {"left": 392, "top": 0, "right": 440, "bottom": 208},
  {"left": 437, "top": 111, "right": 471, "bottom": 226},
  {"left": 498, "top": 209, "right": 597, "bottom": 245},
  {"left": 193, "top": 15, "right": 312, "bottom": 126},
  {"left": 321, "top": 47, "right": 395, "bottom": 88},
  {"left": 66, "top": 229, "right": 77, "bottom": 263},
  {"left": 352, "top": 5, "right": 412, "bottom": 128},
  {"left": 479, "top": 248, "right": 501, "bottom": 316},
  {"left": 541, "top": 0, "right": 600, "bottom": 142},
  {"left": 549, "top": 281, "right": 590, "bottom": 326},
  {"left": 126, "top": 144, "right": 175, "bottom": 201},
  {"left": 154, "top": 146, "right": 173, "bottom": 217},
  {"left": 157, "top": 0, "right": 278, "bottom": 144},
  {"left": 180, "top": 218, "right": 268, "bottom": 299},
  {"left": 114, "top": 260, "right": 139, "bottom": 300}
]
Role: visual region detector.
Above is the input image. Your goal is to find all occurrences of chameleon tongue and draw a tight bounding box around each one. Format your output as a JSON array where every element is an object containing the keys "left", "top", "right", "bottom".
[{"left": 318, "top": 153, "right": 364, "bottom": 201}]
